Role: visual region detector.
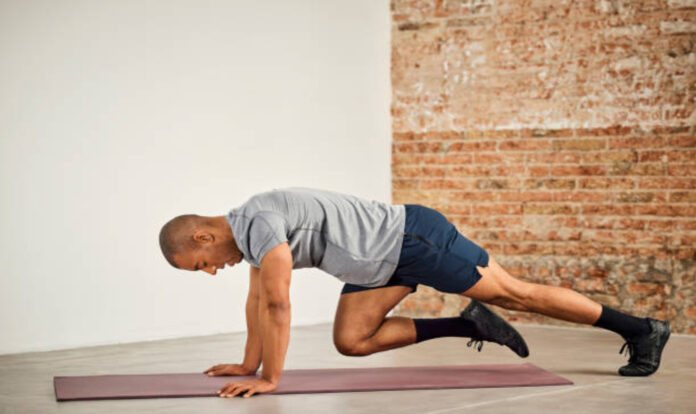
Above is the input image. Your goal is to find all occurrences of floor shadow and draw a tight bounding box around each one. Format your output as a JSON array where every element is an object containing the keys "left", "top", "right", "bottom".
[{"left": 556, "top": 368, "right": 618, "bottom": 377}]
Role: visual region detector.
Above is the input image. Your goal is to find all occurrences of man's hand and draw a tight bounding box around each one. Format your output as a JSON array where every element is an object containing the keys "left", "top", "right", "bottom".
[
  {"left": 216, "top": 378, "right": 278, "bottom": 398},
  {"left": 204, "top": 363, "right": 257, "bottom": 377}
]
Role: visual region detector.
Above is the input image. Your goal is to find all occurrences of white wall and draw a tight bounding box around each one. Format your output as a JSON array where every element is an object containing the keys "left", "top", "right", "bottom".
[{"left": 0, "top": 0, "right": 391, "bottom": 355}]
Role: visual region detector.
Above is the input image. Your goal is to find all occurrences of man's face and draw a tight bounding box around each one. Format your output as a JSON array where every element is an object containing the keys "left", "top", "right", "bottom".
[{"left": 174, "top": 245, "right": 242, "bottom": 276}]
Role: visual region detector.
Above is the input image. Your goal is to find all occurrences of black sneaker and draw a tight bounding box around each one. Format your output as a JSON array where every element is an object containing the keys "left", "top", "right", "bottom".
[
  {"left": 459, "top": 300, "right": 530, "bottom": 358},
  {"left": 618, "top": 318, "right": 671, "bottom": 376}
]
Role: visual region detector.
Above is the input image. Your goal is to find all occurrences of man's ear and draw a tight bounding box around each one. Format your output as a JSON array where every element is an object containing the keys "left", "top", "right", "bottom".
[{"left": 193, "top": 230, "right": 214, "bottom": 244}]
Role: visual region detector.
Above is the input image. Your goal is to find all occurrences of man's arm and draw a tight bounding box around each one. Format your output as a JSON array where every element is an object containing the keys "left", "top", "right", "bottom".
[
  {"left": 205, "top": 266, "right": 264, "bottom": 378},
  {"left": 258, "top": 242, "right": 293, "bottom": 384},
  {"left": 241, "top": 266, "right": 263, "bottom": 372}
]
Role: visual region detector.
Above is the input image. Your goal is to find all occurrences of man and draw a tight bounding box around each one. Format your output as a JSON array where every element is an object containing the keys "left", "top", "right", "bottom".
[{"left": 158, "top": 186, "right": 671, "bottom": 398}]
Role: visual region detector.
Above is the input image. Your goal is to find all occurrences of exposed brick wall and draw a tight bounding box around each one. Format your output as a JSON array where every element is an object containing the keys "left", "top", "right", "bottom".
[{"left": 389, "top": 0, "right": 696, "bottom": 333}]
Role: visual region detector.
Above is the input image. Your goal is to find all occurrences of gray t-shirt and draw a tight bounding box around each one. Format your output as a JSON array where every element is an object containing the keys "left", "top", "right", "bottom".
[{"left": 225, "top": 187, "right": 406, "bottom": 287}]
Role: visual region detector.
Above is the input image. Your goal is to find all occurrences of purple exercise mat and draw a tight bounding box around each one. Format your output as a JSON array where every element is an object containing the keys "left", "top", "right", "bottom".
[{"left": 54, "top": 363, "right": 572, "bottom": 401}]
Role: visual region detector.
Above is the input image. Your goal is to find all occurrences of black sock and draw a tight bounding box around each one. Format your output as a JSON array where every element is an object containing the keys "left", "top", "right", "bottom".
[
  {"left": 593, "top": 305, "right": 652, "bottom": 339},
  {"left": 413, "top": 316, "right": 478, "bottom": 343}
]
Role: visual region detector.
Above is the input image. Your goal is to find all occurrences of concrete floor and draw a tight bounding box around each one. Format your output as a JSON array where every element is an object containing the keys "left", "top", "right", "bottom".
[{"left": 1, "top": 323, "right": 694, "bottom": 414}]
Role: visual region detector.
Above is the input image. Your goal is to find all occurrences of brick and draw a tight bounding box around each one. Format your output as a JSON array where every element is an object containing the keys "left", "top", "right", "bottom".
[
  {"left": 524, "top": 178, "right": 576, "bottom": 190},
  {"left": 393, "top": 132, "right": 418, "bottom": 141},
  {"left": 648, "top": 126, "right": 693, "bottom": 135},
  {"left": 639, "top": 150, "right": 668, "bottom": 162},
  {"left": 575, "top": 126, "right": 633, "bottom": 137},
  {"left": 668, "top": 164, "right": 696, "bottom": 176},
  {"left": 576, "top": 279, "right": 610, "bottom": 293},
  {"left": 668, "top": 0, "right": 696, "bottom": 9},
  {"left": 448, "top": 141, "right": 497, "bottom": 151},
  {"left": 523, "top": 203, "right": 578, "bottom": 215},
  {"left": 670, "top": 192, "right": 696, "bottom": 202},
  {"left": 582, "top": 150, "right": 638, "bottom": 163},
  {"left": 393, "top": 178, "right": 419, "bottom": 190},
  {"left": 475, "top": 178, "right": 521, "bottom": 190},
  {"left": 528, "top": 166, "right": 552, "bottom": 176},
  {"left": 667, "top": 150, "right": 696, "bottom": 162},
  {"left": 452, "top": 215, "right": 523, "bottom": 228},
  {"left": 426, "top": 153, "right": 475, "bottom": 164},
  {"left": 610, "top": 163, "right": 666, "bottom": 176},
  {"left": 639, "top": 177, "right": 696, "bottom": 189},
  {"left": 552, "top": 139, "right": 606, "bottom": 151},
  {"left": 448, "top": 164, "right": 497, "bottom": 176},
  {"left": 628, "top": 282, "right": 665, "bottom": 295},
  {"left": 423, "top": 131, "right": 465, "bottom": 141},
  {"left": 553, "top": 191, "right": 613, "bottom": 202},
  {"left": 645, "top": 219, "right": 677, "bottom": 230},
  {"left": 660, "top": 20, "right": 696, "bottom": 34},
  {"left": 582, "top": 204, "right": 634, "bottom": 215},
  {"left": 519, "top": 128, "right": 575, "bottom": 138},
  {"left": 608, "top": 136, "right": 667, "bottom": 149},
  {"left": 615, "top": 191, "right": 667, "bottom": 203},
  {"left": 393, "top": 165, "right": 447, "bottom": 178},
  {"left": 449, "top": 191, "right": 500, "bottom": 202},
  {"left": 499, "top": 191, "right": 554, "bottom": 202},
  {"left": 669, "top": 135, "right": 696, "bottom": 148},
  {"left": 551, "top": 165, "right": 608, "bottom": 176},
  {"left": 443, "top": 204, "right": 471, "bottom": 216},
  {"left": 392, "top": 189, "right": 450, "bottom": 205},
  {"left": 473, "top": 152, "right": 526, "bottom": 164},
  {"left": 578, "top": 177, "right": 635, "bottom": 189},
  {"left": 394, "top": 141, "right": 447, "bottom": 153},
  {"left": 526, "top": 152, "right": 583, "bottom": 163},
  {"left": 496, "top": 165, "right": 527, "bottom": 175},
  {"left": 503, "top": 243, "right": 555, "bottom": 255},
  {"left": 466, "top": 129, "right": 520, "bottom": 139},
  {"left": 465, "top": 203, "right": 523, "bottom": 215},
  {"left": 499, "top": 140, "right": 553, "bottom": 151},
  {"left": 420, "top": 179, "right": 474, "bottom": 190},
  {"left": 634, "top": 204, "right": 696, "bottom": 216}
]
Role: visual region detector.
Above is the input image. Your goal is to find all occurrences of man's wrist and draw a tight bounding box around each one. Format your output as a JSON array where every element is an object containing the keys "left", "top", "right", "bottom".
[
  {"left": 261, "top": 372, "right": 281, "bottom": 384},
  {"left": 241, "top": 362, "right": 260, "bottom": 373}
]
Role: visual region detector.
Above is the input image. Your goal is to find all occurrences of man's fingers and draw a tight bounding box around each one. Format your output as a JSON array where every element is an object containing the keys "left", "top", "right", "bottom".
[
  {"left": 217, "top": 383, "right": 233, "bottom": 395},
  {"left": 229, "top": 385, "right": 247, "bottom": 397},
  {"left": 217, "top": 381, "right": 269, "bottom": 398},
  {"left": 204, "top": 364, "right": 220, "bottom": 374},
  {"left": 219, "top": 383, "right": 242, "bottom": 397}
]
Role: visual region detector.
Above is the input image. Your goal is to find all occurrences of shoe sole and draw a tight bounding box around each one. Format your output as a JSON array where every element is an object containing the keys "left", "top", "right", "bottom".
[{"left": 461, "top": 300, "right": 530, "bottom": 358}]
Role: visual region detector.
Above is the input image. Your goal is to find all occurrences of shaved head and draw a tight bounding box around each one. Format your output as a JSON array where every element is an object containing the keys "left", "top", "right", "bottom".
[
  {"left": 159, "top": 213, "right": 242, "bottom": 274},
  {"left": 159, "top": 214, "right": 209, "bottom": 268}
]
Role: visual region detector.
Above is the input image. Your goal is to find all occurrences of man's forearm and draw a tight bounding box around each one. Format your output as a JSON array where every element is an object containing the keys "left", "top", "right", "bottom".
[
  {"left": 259, "top": 303, "right": 291, "bottom": 384},
  {"left": 242, "top": 298, "right": 263, "bottom": 371}
]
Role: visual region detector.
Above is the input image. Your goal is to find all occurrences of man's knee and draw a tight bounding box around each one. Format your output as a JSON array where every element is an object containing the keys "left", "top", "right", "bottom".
[
  {"left": 469, "top": 256, "right": 535, "bottom": 310},
  {"left": 333, "top": 334, "right": 370, "bottom": 356}
]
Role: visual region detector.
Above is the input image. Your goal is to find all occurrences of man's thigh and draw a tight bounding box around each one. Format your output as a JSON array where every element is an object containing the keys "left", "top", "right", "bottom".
[{"left": 334, "top": 285, "right": 413, "bottom": 342}]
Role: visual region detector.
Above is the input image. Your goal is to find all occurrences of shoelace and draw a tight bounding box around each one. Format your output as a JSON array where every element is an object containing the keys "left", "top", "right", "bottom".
[
  {"left": 619, "top": 340, "right": 637, "bottom": 363},
  {"left": 467, "top": 338, "right": 484, "bottom": 352}
]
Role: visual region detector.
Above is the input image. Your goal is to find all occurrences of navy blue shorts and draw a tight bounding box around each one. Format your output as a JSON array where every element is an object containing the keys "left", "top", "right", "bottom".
[{"left": 341, "top": 204, "right": 490, "bottom": 295}]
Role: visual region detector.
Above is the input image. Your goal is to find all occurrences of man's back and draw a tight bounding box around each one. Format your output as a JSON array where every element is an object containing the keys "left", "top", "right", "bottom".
[{"left": 225, "top": 187, "right": 406, "bottom": 287}]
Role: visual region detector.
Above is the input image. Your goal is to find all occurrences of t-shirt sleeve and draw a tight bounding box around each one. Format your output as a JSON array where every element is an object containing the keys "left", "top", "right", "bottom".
[{"left": 248, "top": 211, "right": 289, "bottom": 265}]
